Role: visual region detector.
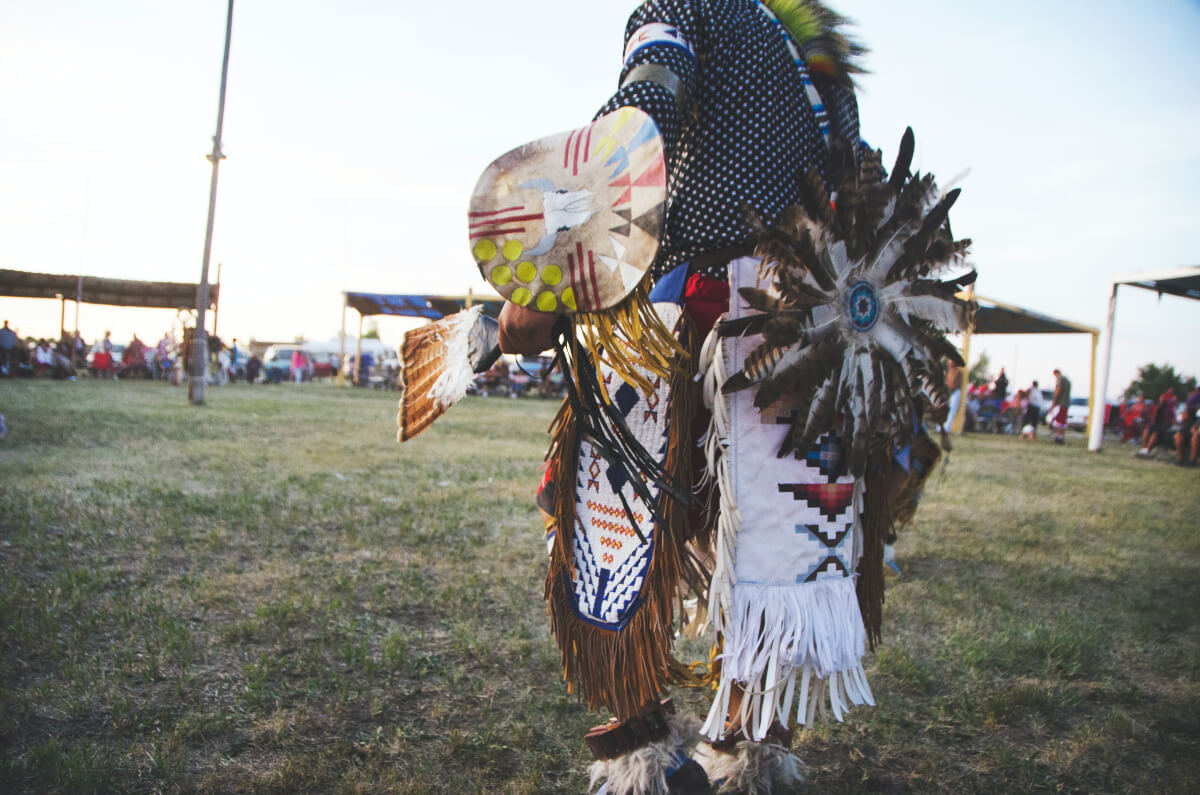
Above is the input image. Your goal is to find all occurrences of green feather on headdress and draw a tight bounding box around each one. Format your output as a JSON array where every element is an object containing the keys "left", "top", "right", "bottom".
[{"left": 762, "top": 0, "right": 867, "bottom": 88}]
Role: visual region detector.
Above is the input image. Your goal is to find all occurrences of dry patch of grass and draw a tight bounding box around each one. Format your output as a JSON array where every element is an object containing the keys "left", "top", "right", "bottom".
[{"left": 1, "top": 381, "right": 1198, "bottom": 792}]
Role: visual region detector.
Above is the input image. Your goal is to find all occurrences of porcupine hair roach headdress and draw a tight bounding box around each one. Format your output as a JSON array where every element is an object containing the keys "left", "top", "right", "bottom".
[{"left": 761, "top": 0, "right": 868, "bottom": 88}]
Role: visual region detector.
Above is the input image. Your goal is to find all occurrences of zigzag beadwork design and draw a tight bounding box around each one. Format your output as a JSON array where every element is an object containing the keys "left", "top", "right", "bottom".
[
  {"left": 587, "top": 500, "right": 643, "bottom": 524},
  {"left": 572, "top": 523, "right": 602, "bottom": 609},
  {"left": 599, "top": 540, "right": 651, "bottom": 620},
  {"left": 592, "top": 518, "right": 638, "bottom": 538}
]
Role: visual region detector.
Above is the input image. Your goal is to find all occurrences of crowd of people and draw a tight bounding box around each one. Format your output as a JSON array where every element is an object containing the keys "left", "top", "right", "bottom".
[
  {"left": 474, "top": 356, "right": 565, "bottom": 399},
  {"left": 0, "top": 321, "right": 182, "bottom": 382},
  {"left": 0, "top": 320, "right": 267, "bottom": 386},
  {"left": 1130, "top": 385, "right": 1200, "bottom": 467},
  {"left": 947, "top": 365, "right": 1071, "bottom": 441}
]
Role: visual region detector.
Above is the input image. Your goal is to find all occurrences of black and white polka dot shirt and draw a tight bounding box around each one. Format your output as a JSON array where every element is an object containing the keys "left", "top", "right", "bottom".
[{"left": 595, "top": 0, "right": 862, "bottom": 281}]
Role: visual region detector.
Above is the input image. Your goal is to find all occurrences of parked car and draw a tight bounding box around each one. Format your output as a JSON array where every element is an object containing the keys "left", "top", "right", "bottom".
[
  {"left": 261, "top": 344, "right": 302, "bottom": 383},
  {"left": 1066, "top": 396, "right": 1089, "bottom": 429},
  {"left": 310, "top": 353, "right": 337, "bottom": 380}
]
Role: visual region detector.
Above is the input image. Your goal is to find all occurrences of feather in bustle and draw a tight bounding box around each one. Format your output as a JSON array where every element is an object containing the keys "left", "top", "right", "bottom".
[
  {"left": 396, "top": 307, "right": 484, "bottom": 442},
  {"left": 722, "top": 128, "right": 975, "bottom": 478}
]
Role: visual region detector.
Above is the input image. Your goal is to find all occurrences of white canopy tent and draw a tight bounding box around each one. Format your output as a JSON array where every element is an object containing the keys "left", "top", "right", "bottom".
[{"left": 1088, "top": 265, "right": 1200, "bottom": 452}]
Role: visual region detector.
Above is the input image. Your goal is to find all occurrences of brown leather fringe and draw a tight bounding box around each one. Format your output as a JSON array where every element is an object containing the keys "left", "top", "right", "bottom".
[
  {"left": 857, "top": 427, "right": 944, "bottom": 650},
  {"left": 543, "top": 315, "right": 706, "bottom": 721},
  {"left": 857, "top": 451, "right": 891, "bottom": 651}
]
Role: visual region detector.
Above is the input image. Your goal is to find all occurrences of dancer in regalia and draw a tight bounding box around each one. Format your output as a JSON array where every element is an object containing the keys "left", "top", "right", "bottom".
[{"left": 469, "top": 1, "right": 976, "bottom": 792}]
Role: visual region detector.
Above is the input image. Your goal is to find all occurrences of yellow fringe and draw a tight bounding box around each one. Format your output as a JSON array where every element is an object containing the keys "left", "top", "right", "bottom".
[
  {"left": 575, "top": 280, "right": 689, "bottom": 398},
  {"left": 672, "top": 644, "right": 722, "bottom": 690}
]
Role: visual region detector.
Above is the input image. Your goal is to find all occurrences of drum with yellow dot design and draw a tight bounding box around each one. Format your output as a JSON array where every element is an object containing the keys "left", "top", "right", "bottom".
[{"left": 468, "top": 107, "right": 666, "bottom": 313}]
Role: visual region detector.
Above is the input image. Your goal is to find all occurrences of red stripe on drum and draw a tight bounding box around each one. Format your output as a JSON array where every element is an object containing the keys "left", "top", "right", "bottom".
[
  {"left": 468, "top": 205, "right": 524, "bottom": 217},
  {"left": 470, "top": 227, "right": 524, "bottom": 239},
  {"left": 468, "top": 213, "right": 542, "bottom": 229},
  {"left": 587, "top": 250, "right": 601, "bottom": 310}
]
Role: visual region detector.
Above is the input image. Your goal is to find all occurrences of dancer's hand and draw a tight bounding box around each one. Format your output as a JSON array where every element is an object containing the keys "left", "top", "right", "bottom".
[{"left": 498, "top": 301, "right": 560, "bottom": 356}]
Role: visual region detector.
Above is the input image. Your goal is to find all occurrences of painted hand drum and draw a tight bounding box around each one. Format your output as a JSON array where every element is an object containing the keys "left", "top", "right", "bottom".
[{"left": 468, "top": 107, "right": 666, "bottom": 313}]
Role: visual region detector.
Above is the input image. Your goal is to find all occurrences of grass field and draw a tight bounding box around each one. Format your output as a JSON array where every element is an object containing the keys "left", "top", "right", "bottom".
[{"left": 1, "top": 379, "right": 1197, "bottom": 794}]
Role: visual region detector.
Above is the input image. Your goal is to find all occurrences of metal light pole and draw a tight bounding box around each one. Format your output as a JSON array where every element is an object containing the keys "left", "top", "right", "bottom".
[{"left": 191, "top": 0, "right": 234, "bottom": 405}]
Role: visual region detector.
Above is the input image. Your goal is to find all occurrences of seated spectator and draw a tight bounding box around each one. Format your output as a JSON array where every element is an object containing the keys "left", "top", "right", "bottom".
[
  {"left": 121, "top": 335, "right": 149, "bottom": 379},
  {"left": 477, "top": 360, "right": 509, "bottom": 397},
  {"left": 1137, "top": 390, "right": 1178, "bottom": 457},
  {"left": 507, "top": 362, "right": 532, "bottom": 398},
  {"left": 54, "top": 335, "right": 76, "bottom": 379},
  {"left": 72, "top": 332, "right": 88, "bottom": 370},
  {"left": 1174, "top": 387, "right": 1200, "bottom": 467},
  {"left": 244, "top": 354, "right": 262, "bottom": 383},
  {"left": 13, "top": 337, "right": 34, "bottom": 377},
  {"left": 1121, "top": 394, "right": 1148, "bottom": 443},
  {"left": 33, "top": 338, "right": 55, "bottom": 375}
]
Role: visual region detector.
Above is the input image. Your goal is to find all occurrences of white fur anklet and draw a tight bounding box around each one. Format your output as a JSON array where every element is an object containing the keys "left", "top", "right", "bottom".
[
  {"left": 589, "top": 713, "right": 704, "bottom": 795},
  {"left": 693, "top": 740, "right": 805, "bottom": 795}
]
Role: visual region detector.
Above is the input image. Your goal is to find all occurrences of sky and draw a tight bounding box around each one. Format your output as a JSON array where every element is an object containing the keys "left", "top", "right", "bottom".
[{"left": 1, "top": 0, "right": 1197, "bottom": 399}]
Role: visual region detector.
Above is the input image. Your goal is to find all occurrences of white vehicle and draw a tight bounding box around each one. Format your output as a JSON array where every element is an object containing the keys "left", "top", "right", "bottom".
[{"left": 1066, "top": 396, "right": 1089, "bottom": 429}]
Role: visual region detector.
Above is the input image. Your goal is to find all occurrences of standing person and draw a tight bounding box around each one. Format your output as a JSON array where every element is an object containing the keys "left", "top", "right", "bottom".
[
  {"left": 944, "top": 360, "right": 963, "bottom": 433},
  {"left": 92, "top": 331, "right": 115, "bottom": 378},
  {"left": 994, "top": 367, "right": 1008, "bottom": 413},
  {"left": 356, "top": 350, "right": 373, "bottom": 386},
  {"left": 155, "top": 333, "right": 174, "bottom": 380},
  {"left": 0, "top": 320, "right": 17, "bottom": 376},
  {"left": 486, "top": 2, "right": 971, "bottom": 792},
  {"left": 1050, "top": 368, "right": 1071, "bottom": 444},
  {"left": 290, "top": 348, "right": 306, "bottom": 384},
  {"left": 228, "top": 337, "right": 241, "bottom": 381},
  {"left": 1023, "top": 379, "right": 1044, "bottom": 439}
]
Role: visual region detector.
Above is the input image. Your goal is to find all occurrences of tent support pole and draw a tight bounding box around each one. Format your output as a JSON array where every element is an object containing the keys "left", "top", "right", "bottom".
[
  {"left": 1088, "top": 283, "right": 1119, "bottom": 452},
  {"left": 353, "top": 313, "right": 364, "bottom": 385},
  {"left": 73, "top": 276, "right": 82, "bottom": 347},
  {"left": 212, "top": 262, "right": 222, "bottom": 341},
  {"left": 951, "top": 285, "right": 975, "bottom": 434},
  {"left": 191, "top": 0, "right": 234, "bottom": 406},
  {"left": 338, "top": 293, "right": 347, "bottom": 386}
]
